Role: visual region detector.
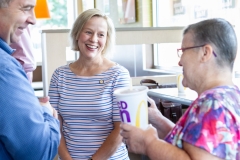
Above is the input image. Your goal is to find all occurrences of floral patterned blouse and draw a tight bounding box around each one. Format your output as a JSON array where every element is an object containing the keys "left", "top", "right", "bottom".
[{"left": 165, "top": 85, "right": 240, "bottom": 160}]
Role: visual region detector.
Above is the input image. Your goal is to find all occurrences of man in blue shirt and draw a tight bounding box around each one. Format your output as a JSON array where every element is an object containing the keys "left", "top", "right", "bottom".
[{"left": 0, "top": 0, "right": 60, "bottom": 159}]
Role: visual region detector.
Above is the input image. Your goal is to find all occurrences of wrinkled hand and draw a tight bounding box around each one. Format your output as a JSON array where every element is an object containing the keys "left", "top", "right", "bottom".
[
  {"left": 120, "top": 123, "right": 158, "bottom": 155},
  {"left": 38, "top": 96, "right": 58, "bottom": 118},
  {"left": 147, "top": 97, "right": 175, "bottom": 139},
  {"left": 148, "top": 97, "right": 163, "bottom": 124}
]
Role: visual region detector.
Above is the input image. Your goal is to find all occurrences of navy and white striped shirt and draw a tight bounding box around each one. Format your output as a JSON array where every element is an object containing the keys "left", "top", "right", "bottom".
[{"left": 49, "top": 64, "right": 130, "bottom": 160}]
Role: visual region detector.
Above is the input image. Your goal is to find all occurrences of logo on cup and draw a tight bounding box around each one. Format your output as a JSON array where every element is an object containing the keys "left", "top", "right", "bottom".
[
  {"left": 118, "top": 101, "right": 131, "bottom": 122},
  {"left": 177, "top": 74, "right": 186, "bottom": 92},
  {"left": 118, "top": 100, "right": 147, "bottom": 128}
]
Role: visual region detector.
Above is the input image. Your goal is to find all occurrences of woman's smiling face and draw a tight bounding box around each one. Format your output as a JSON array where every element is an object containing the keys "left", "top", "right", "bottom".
[{"left": 77, "top": 16, "right": 108, "bottom": 59}]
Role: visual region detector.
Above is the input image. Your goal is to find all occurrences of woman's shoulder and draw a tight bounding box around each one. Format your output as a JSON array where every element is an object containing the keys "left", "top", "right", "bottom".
[
  {"left": 102, "top": 58, "right": 127, "bottom": 72},
  {"left": 54, "top": 64, "right": 70, "bottom": 73},
  {"left": 110, "top": 62, "right": 128, "bottom": 72},
  {"left": 200, "top": 85, "right": 240, "bottom": 99},
  {"left": 195, "top": 85, "right": 240, "bottom": 112}
]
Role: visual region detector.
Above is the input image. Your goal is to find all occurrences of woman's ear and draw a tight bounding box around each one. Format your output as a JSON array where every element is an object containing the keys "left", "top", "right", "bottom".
[{"left": 201, "top": 44, "right": 214, "bottom": 62}]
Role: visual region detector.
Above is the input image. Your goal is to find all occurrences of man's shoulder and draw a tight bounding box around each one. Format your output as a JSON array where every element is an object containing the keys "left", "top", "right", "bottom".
[
  {"left": 0, "top": 48, "right": 13, "bottom": 67},
  {"left": 0, "top": 48, "right": 20, "bottom": 70}
]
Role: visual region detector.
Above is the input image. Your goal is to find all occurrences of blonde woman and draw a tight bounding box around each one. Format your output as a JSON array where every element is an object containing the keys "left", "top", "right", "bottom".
[{"left": 49, "top": 9, "right": 130, "bottom": 160}]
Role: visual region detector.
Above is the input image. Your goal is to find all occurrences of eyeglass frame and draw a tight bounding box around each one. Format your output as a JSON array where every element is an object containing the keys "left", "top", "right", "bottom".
[{"left": 177, "top": 44, "right": 217, "bottom": 58}]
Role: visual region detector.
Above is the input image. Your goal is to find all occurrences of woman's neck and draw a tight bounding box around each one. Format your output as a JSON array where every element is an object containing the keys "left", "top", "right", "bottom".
[
  {"left": 75, "top": 56, "right": 104, "bottom": 69},
  {"left": 195, "top": 69, "right": 234, "bottom": 95}
]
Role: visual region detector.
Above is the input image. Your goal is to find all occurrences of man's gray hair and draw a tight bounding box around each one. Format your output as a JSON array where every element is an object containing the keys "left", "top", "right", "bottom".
[{"left": 0, "top": 0, "right": 12, "bottom": 8}]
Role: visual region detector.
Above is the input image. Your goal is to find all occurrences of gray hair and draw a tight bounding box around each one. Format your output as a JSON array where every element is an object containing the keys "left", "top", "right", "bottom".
[
  {"left": 70, "top": 8, "right": 115, "bottom": 56},
  {"left": 184, "top": 18, "right": 237, "bottom": 70},
  {"left": 0, "top": 0, "right": 12, "bottom": 8}
]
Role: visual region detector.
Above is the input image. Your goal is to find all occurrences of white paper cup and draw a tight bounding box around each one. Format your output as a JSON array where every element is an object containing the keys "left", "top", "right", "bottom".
[
  {"left": 114, "top": 86, "right": 149, "bottom": 129},
  {"left": 177, "top": 73, "right": 186, "bottom": 96}
]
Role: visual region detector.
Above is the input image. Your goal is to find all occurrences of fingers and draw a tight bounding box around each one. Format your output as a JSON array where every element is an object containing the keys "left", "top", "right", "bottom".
[
  {"left": 147, "top": 124, "right": 156, "bottom": 131},
  {"left": 38, "top": 96, "right": 50, "bottom": 103},
  {"left": 122, "top": 138, "right": 129, "bottom": 150},
  {"left": 38, "top": 97, "right": 58, "bottom": 118},
  {"left": 120, "top": 123, "right": 134, "bottom": 139},
  {"left": 147, "top": 97, "right": 158, "bottom": 109},
  {"left": 52, "top": 108, "right": 58, "bottom": 119},
  {"left": 39, "top": 100, "right": 54, "bottom": 116},
  {"left": 148, "top": 123, "right": 152, "bottom": 128},
  {"left": 147, "top": 97, "right": 154, "bottom": 104},
  {"left": 120, "top": 123, "right": 134, "bottom": 132}
]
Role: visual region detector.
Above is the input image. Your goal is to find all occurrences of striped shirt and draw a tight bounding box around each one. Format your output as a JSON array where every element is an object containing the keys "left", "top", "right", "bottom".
[{"left": 49, "top": 64, "right": 130, "bottom": 160}]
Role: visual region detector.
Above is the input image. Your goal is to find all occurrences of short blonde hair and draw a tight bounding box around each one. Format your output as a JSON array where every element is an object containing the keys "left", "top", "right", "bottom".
[{"left": 70, "top": 9, "right": 115, "bottom": 56}]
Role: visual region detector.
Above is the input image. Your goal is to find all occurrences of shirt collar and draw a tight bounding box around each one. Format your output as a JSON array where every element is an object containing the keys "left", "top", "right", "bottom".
[{"left": 0, "top": 38, "right": 15, "bottom": 55}]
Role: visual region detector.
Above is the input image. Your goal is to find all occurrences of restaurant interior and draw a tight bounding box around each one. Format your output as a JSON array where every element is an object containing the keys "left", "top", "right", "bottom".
[{"left": 31, "top": 0, "right": 240, "bottom": 159}]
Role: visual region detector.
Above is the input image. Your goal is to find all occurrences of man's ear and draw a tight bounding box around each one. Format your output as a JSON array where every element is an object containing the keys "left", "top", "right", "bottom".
[{"left": 201, "top": 44, "right": 213, "bottom": 62}]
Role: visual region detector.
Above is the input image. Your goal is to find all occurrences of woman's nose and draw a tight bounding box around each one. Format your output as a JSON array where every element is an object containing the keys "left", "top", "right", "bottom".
[{"left": 90, "top": 34, "right": 98, "bottom": 42}]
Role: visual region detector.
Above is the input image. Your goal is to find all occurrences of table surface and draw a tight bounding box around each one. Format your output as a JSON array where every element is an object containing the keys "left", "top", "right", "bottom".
[
  {"left": 148, "top": 88, "right": 198, "bottom": 106},
  {"left": 148, "top": 79, "right": 240, "bottom": 106},
  {"left": 34, "top": 79, "right": 239, "bottom": 104}
]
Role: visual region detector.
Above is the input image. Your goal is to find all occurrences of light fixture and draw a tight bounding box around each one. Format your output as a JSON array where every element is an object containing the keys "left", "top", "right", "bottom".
[{"left": 34, "top": 0, "right": 51, "bottom": 19}]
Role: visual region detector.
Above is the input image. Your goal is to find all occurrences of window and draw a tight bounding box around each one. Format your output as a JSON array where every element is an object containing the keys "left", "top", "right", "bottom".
[
  {"left": 32, "top": 0, "right": 96, "bottom": 66},
  {"left": 31, "top": 0, "right": 74, "bottom": 65},
  {"left": 153, "top": 0, "right": 240, "bottom": 75}
]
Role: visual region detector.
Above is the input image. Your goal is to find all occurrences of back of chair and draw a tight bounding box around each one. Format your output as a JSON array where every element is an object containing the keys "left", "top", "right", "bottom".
[
  {"left": 140, "top": 79, "right": 158, "bottom": 89},
  {"left": 159, "top": 100, "right": 182, "bottom": 123},
  {"left": 158, "top": 83, "right": 177, "bottom": 88},
  {"left": 145, "top": 81, "right": 182, "bottom": 124},
  {"left": 158, "top": 83, "right": 182, "bottom": 123}
]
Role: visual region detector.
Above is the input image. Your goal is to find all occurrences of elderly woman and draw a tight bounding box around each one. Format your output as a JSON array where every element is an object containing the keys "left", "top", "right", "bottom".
[
  {"left": 121, "top": 18, "right": 240, "bottom": 160},
  {"left": 49, "top": 9, "right": 130, "bottom": 160}
]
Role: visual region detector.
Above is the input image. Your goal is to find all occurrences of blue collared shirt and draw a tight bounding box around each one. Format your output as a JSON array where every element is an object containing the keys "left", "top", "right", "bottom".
[{"left": 0, "top": 38, "right": 60, "bottom": 160}]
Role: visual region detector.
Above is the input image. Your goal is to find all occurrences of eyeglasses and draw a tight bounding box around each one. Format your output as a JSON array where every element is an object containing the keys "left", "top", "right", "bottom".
[{"left": 177, "top": 44, "right": 217, "bottom": 58}]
